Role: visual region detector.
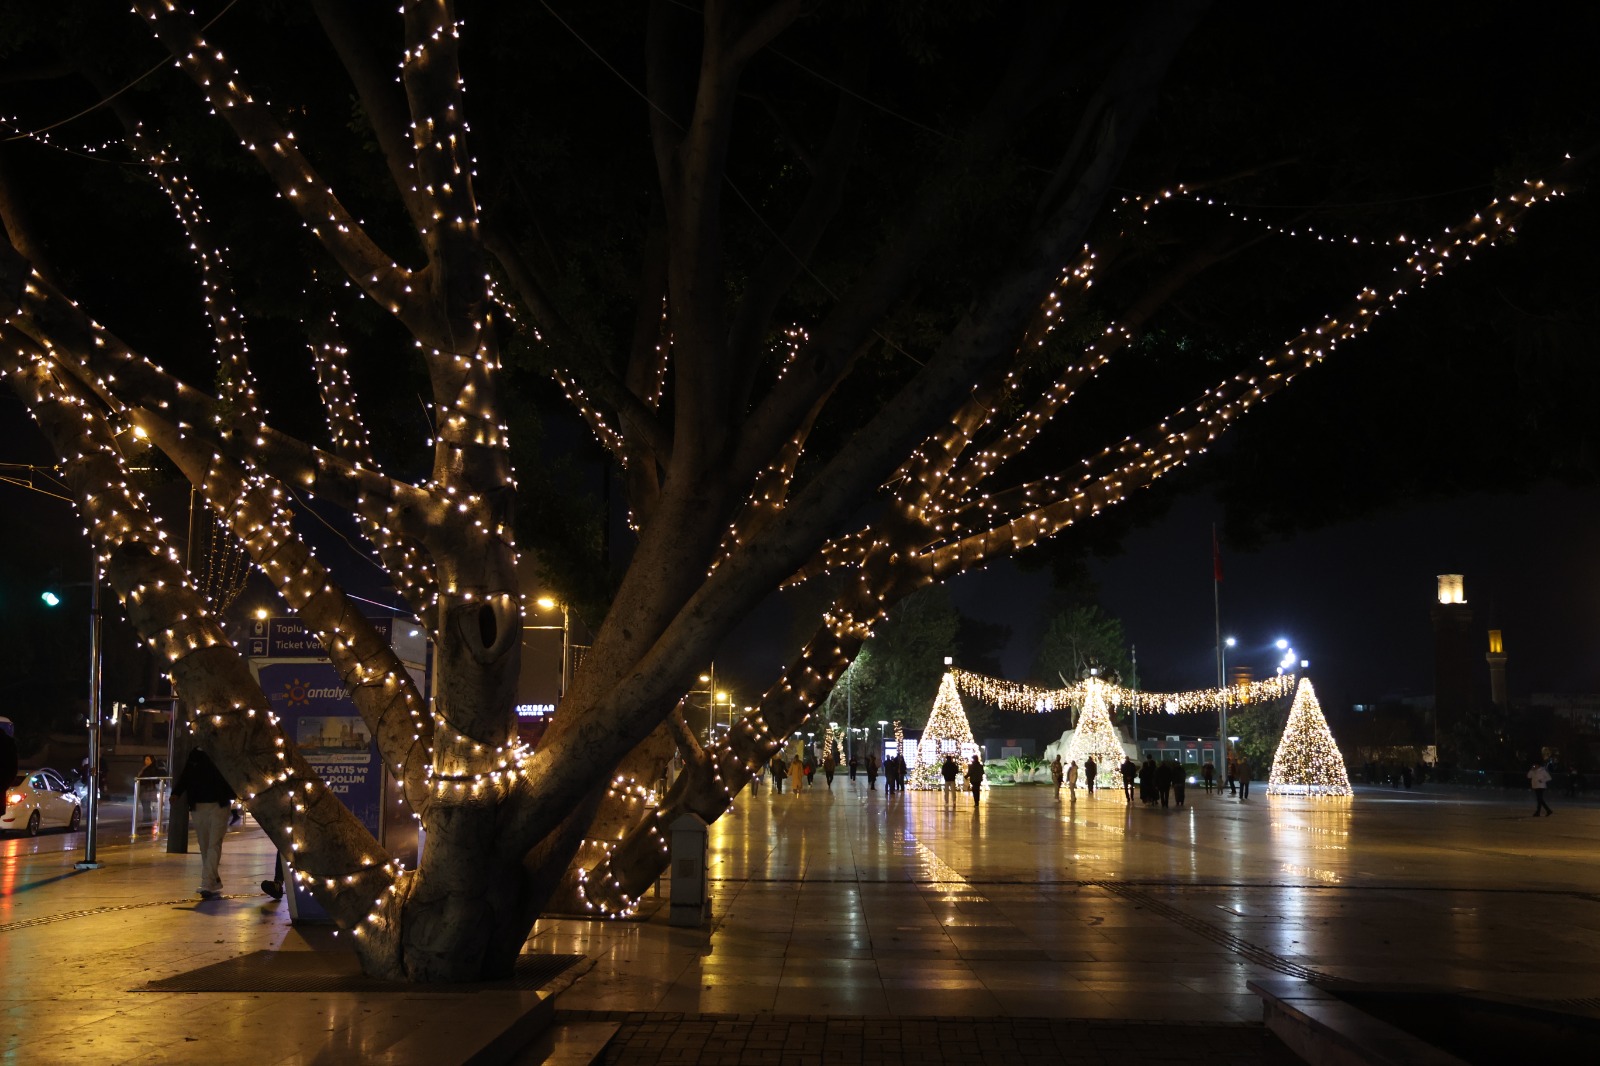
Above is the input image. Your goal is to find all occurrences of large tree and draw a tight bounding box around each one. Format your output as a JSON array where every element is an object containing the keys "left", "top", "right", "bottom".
[{"left": 0, "top": 1, "right": 1572, "bottom": 980}]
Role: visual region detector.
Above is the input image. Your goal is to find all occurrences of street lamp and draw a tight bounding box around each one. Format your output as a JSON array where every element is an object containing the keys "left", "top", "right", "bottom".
[
  {"left": 531, "top": 595, "right": 570, "bottom": 698},
  {"left": 686, "top": 669, "right": 732, "bottom": 743},
  {"left": 1217, "top": 636, "right": 1237, "bottom": 758},
  {"left": 43, "top": 574, "right": 104, "bottom": 869}
]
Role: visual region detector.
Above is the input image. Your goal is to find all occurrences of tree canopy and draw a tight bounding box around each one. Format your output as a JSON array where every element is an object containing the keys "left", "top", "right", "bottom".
[{"left": 0, "top": 0, "right": 1588, "bottom": 981}]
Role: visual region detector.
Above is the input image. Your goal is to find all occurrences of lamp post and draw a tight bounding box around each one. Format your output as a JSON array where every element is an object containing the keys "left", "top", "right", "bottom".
[
  {"left": 1217, "top": 636, "right": 1235, "bottom": 762},
  {"left": 534, "top": 596, "right": 570, "bottom": 697},
  {"left": 43, "top": 571, "right": 104, "bottom": 869},
  {"left": 79, "top": 576, "right": 103, "bottom": 870},
  {"left": 686, "top": 667, "right": 731, "bottom": 745}
]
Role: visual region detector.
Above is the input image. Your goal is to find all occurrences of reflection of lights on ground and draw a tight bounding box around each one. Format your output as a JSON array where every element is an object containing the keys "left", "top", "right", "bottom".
[
  {"left": 1269, "top": 819, "right": 1350, "bottom": 838},
  {"left": 1279, "top": 863, "right": 1342, "bottom": 883},
  {"left": 1068, "top": 853, "right": 1104, "bottom": 862}
]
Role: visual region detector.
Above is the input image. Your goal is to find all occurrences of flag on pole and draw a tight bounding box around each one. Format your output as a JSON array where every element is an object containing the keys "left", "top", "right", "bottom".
[{"left": 1212, "top": 525, "right": 1223, "bottom": 583}]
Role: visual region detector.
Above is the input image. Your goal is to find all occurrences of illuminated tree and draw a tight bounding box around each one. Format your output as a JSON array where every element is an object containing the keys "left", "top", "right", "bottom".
[
  {"left": 0, "top": 2, "right": 1561, "bottom": 980},
  {"left": 1267, "top": 679, "right": 1352, "bottom": 797},
  {"left": 909, "top": 671, "right": 979, "bottom": 789},
  {"left": 1062, "top": 681, "right": 1130, "bottom": 791}
]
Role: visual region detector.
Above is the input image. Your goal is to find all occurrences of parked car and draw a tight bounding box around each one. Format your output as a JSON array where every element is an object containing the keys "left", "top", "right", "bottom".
[{"left": 2, "top": 768, "right": 83, "bottom": 836}]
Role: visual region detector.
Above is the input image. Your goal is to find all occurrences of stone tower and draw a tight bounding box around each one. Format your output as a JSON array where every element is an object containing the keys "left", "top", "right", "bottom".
[
  {"left": 1486, "top": 629, "right": 1508, "bottom": 708},
  {"left": 1431, "top": 574, "right": 1475, "bottom": 749}
]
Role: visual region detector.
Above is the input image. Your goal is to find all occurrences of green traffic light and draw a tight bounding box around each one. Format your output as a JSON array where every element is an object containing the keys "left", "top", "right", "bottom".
[{"left": 40, "top": 591, "right": 61, "bottom": 607}]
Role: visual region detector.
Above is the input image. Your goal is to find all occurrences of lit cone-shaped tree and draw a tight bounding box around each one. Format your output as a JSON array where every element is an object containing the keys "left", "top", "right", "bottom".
[
  {"left": 1267, "top": 679, "right": 1352, "bottom": 797},
  {"left": 912, "top": 672, "right": 978, "bottom": 789},
  {"left": 1064, "top": 680, "right": 1130, "bottom": 791}
]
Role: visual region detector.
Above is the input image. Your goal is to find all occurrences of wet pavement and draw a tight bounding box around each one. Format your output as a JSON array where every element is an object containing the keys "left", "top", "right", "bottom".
[
  {"left": 537, "top": 778, "right": 1600, "bottom": 1023},
  {"left": 1, "top": 779, "right": 1593, "bottom": 1063}
]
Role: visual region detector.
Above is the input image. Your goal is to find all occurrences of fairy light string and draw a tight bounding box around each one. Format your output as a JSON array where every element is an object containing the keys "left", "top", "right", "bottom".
[
  {"left": 0, "top": 343, "right": 398, "bottom": 929},
  {"left": 950, "top": 667, "right": 1296, "bottom": 717},
  {"left": 1266, "top": 678, "right": 1352, "bottom": 797}
]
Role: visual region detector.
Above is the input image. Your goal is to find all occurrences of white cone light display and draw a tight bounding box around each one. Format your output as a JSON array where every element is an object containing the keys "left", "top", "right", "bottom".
[
  {"left": 913, "top": 672, "right": 980, "bottom": 789},
  {"left": 1266, "top": 677, "right": 1352, "bottom": 796},
  {"left": 1062, "top": 679, "right": 1128, "bottom": 791}
]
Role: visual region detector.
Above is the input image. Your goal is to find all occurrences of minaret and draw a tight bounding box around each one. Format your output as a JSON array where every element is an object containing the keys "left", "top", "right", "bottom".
[
  {"left": 1486, "top": 629, "right": 1508, "bottom": 708},
  {"left": 1431, "top": 574, "right": 1475, "bottom": 748}
]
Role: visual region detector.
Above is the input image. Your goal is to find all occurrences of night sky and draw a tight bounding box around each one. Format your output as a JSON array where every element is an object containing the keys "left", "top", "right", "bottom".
[
  {"left": 947, "top": 482, "right": 1600, "bottom": 716},
  {"left": 4, "top": 2, "right": 1599, "bottom": 738}
]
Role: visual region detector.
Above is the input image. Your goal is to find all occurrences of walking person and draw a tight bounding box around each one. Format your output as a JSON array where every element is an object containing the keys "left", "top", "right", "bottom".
[
  {"left": 1121, "top": 756, "right": 1138, "bottom": 803},
  {"left": 1158, "top": 758, "right": 1176, "bottom": 808},
  {"left": 788, "top": 755, "right": 805, "bottom": 794},
  {"left": 1066, "top": 759, "right": 1080, "bottom": 798},
  {"left": 1050, "top": 755, "right": 1063, "bottom": 794},
  {"left": 261, "top": 852, "right": 285, "bottom": 901},
  {"left": 866, "top": 753, "right": 879, "bottom": 791},
  {"left": 1140, "top": 757, "right": 1158, "bottom": 805},
  {"left": 941, "top": 754, "right": 960, "bottom": 803},
  {"left": 0, "top": 722, "right": 17, "bottom": 821},
  {"left": 1084, "top": 756, "right": 1098, "bottom": 796},
  {"left": 772, "top": 756, "right": 786, "bottom": 794},
  {"left": 823, "top": 750, "right": 838, "bottom": 789},
  {"left": 967, "top": 755, "right": 985, "bottom": 808},
  {"left": 1238, "top": 758, "right": 1252, "bottom": 800},
  {"left": 1174, "top": 765, "right": 1187, "bottom": 807},
  {"left": 173, "top": 746, "right": 237, "bottom": 900},
  {"left": 1201, "top": 762, "right": 1215, "bottom": 793},
  {"left": 1226, "top": 756, "right": 1238, "bottom": 796},
  {"left": 136, "top": 754, "right": 166, "bottom": 825},
  {"left": 1529, "top": 761, "right": 1554, "bottom": 816},
  {"left": 848, "top": 755, "right": 858, "bottom": 781}
]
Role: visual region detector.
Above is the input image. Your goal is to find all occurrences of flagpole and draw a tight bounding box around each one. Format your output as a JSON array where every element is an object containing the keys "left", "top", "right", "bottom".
[{"left": 1213, "top": 525, "right": 1227, "bottom": 780}]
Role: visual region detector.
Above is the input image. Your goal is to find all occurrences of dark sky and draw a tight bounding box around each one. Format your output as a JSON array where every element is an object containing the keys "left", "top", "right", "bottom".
[
  {"left": 5, "top": 1, "right": 1599, "bottom": 731},
  {"left": 945, "top": 482, "right": 1600, "bottom": 716}
]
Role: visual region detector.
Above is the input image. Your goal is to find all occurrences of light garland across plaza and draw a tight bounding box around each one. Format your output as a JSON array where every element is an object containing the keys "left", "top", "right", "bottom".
[{"left": 950, "top": 668, "right": 1295, "bottom": 716}]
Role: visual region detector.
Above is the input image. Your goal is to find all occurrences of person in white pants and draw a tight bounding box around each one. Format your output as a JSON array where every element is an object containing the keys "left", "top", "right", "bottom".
[{"left": 174, "top": 747, "right": 238, "bottom": 900}]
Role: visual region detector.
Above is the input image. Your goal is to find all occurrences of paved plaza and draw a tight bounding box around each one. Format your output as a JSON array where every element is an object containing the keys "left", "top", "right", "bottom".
[
  {"left": 1, "top": 778, "right": 1595, "bottom": 1063},
  {"left": 542, "top": 778, "right": 1600, "bottom": 1020}
]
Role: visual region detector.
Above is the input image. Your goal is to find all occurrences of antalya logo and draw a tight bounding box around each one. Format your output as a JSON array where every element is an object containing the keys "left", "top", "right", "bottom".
[{"left": 281, "top": 677, "right": 346, "bottom": 706}]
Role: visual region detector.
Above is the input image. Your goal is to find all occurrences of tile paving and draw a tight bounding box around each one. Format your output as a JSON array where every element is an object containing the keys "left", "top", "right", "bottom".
[{"left": 1, "top": 781, "right": 1594, "bottom": 1062}]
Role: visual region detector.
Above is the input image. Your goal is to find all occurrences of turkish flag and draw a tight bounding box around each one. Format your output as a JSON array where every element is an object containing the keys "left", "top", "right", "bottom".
[{"left": 1212, "top": 526, "right": 1223, "bottom": 583}]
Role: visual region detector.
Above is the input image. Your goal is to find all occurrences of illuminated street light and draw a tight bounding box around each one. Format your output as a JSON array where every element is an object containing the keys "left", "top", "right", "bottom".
[{"left": 530, "top": 595, "right": 571, "bottom": 697}]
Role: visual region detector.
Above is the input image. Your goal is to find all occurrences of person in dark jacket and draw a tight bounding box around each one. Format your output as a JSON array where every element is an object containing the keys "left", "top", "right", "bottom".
[
  {"left": 941, "top": 754, "right": 960, "bottom": 803},
  {"left": 0, "top": 725, "right": 18, "bottom": 818},
  {"left": 966, "top": 756, "right": 985, "bottom": 808},
  {"left": 174, "top": 747, "right": 237, "bottom": 900}
]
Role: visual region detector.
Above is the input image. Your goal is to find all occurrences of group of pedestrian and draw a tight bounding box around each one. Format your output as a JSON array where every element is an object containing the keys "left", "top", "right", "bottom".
[
  {"left": 1135, "top": 756, "right": 1210, "bottom": 807},
  {"left": 881, "top": 752, "right": 909, "bottom": 793},
  {"left": 1225, "top": 756, "right": 1252, "bottom": 799}
]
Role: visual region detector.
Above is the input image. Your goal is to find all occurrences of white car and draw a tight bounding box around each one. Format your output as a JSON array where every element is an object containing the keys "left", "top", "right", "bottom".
[{"left": 2, "top": 768, "right": 84, "bottom": 836}]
